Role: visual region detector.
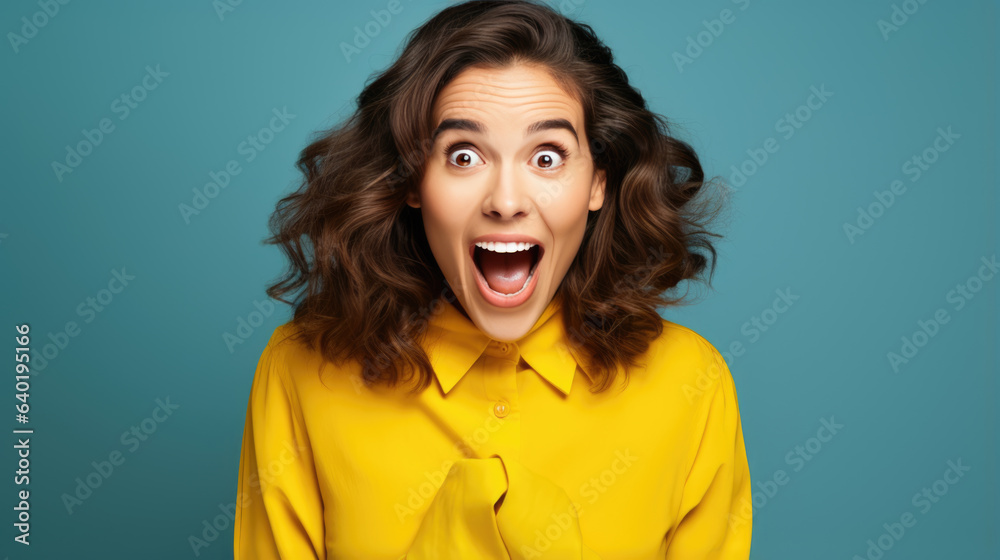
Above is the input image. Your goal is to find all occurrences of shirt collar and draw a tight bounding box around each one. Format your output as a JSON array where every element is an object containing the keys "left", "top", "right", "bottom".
[{"left": 419, "top": 291, "right": 595, "bottom": 396}]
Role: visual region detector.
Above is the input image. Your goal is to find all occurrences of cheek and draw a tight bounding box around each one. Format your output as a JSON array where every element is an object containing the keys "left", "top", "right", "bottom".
[
  {"left": 542, "top": 177, "right": 593, "bottom": 237},
  {"left": 418, "top": 174, "right": 477, "bottom": 246}
]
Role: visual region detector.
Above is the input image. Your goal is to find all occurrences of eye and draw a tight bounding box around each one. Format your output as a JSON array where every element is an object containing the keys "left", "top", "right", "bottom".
[
  {"left": 532, "top": 146, "right": 568, "bottom": 169},
  {"left": 446, "top": 146, "right": 484, "bottom": 168}
]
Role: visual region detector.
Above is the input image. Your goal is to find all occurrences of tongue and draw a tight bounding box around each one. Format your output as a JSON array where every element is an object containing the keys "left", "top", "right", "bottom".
[{"left": 478, "top": 249, "right": 534, "bottom": 294}]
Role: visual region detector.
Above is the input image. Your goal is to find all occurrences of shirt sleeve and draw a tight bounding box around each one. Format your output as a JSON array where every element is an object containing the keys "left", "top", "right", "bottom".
[
  {"left": 234, "top": 329, "right": 326, "bottom": 559},
  {"left": 664, "top": 350, "right": 752, "bottom": 559}
]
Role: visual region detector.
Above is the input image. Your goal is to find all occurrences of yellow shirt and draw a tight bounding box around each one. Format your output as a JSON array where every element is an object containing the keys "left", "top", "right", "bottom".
[{"left": 234, "top": 292, "right": 752, "bottom": 559}]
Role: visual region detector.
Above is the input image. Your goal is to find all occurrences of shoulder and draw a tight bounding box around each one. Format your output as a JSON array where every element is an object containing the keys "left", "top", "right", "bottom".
[
  {"left": 254, "top": 321, "right": 363, "bottom": 395},
  {"left": 649, "top": 318, "right": 726, "bottom": 369},
  {"left": 641, "top": 318, "right": 734, "bottom": 398},
  {"left": 252, "top": 322, "right": 321, "bottom": 386},
  {"left": 257, "top": 322, "right": 313, "bottom": 366},
  {"left": 265, "top": 322, "right": 308, "bottom": 352}
]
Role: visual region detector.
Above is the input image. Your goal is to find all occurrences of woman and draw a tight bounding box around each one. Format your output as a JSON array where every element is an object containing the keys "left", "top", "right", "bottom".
[{"left": 234, "top": 1, "right": 751, "bottom": 558}]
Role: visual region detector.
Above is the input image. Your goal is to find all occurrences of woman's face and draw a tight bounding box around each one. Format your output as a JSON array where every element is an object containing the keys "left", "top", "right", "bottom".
[{"left": 408, "top": 62, "right": 605, "bottom": 342}]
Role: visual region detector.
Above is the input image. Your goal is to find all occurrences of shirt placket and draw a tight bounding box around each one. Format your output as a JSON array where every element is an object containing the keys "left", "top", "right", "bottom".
[{"left": 477, "top": 340, "right": 522, "bottom": 461}]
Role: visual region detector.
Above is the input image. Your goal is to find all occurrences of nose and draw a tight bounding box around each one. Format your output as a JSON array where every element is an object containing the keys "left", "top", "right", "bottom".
[{"left": 482, "top": 161, "right": 530, "bottom": 220}]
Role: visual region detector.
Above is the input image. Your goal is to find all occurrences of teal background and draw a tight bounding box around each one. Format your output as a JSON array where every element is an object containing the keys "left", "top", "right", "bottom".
[{"left": 1, "top": 0, "right": 995, "bottom": 558}]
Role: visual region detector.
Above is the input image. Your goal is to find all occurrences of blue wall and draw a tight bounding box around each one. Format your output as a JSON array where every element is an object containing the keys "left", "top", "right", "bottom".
[{"left": 2, "top": 0, "right": 995, "bottom": 557}]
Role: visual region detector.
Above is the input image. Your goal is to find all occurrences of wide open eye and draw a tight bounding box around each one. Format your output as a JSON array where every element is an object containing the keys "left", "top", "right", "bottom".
[
  {"left": 532, "top": 147, "right": 567, "bottom": 169},
  {"left": 447, "top": 147, "right": 484, "bottom": 168}
]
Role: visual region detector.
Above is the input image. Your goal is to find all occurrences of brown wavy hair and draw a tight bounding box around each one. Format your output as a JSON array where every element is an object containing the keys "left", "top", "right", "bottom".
[{"left": 264, "top": 0, "right": 727, "bottom": 394}]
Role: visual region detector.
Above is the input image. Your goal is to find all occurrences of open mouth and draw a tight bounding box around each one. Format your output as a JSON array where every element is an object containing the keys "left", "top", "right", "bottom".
[{"left": 470, "top": 241, "right": 543, "bottom": 297}]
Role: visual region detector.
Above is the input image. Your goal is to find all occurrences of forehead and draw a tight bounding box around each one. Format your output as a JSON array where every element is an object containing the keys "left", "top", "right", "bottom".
[{"left": 432, "top": 63, "right": 583, "bottom": 128}]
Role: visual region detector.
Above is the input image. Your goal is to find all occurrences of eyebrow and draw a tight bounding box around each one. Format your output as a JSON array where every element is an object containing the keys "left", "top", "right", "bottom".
[{"left": 430, "top": 118, "right": 579, "bottom": 145}]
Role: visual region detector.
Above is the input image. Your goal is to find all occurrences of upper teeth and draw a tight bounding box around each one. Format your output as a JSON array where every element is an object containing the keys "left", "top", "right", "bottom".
[{"left": 475, "top": 241, "right": 535, "bottom": 254}]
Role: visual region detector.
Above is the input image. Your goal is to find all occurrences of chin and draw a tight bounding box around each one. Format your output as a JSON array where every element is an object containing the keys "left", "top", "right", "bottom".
[{"left": 463, "top": 284, "right": 551, "bottom": 342}]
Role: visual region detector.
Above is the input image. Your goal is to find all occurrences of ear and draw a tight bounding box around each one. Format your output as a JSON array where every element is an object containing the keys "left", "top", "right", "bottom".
[
  {"left": 405, "top": 188, "right": 421, "bottom": 209},
  {"left": 588, "top": 169, "right": 606, "bottom": 211}
]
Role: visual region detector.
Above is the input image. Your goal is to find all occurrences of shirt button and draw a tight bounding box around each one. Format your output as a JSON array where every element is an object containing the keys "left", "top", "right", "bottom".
[
  {"left": 493, "top": 400, "right": 510, "bottom": 418},
  {"left": 499, "top": 343, "right": 509, "bottom": 353}
]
